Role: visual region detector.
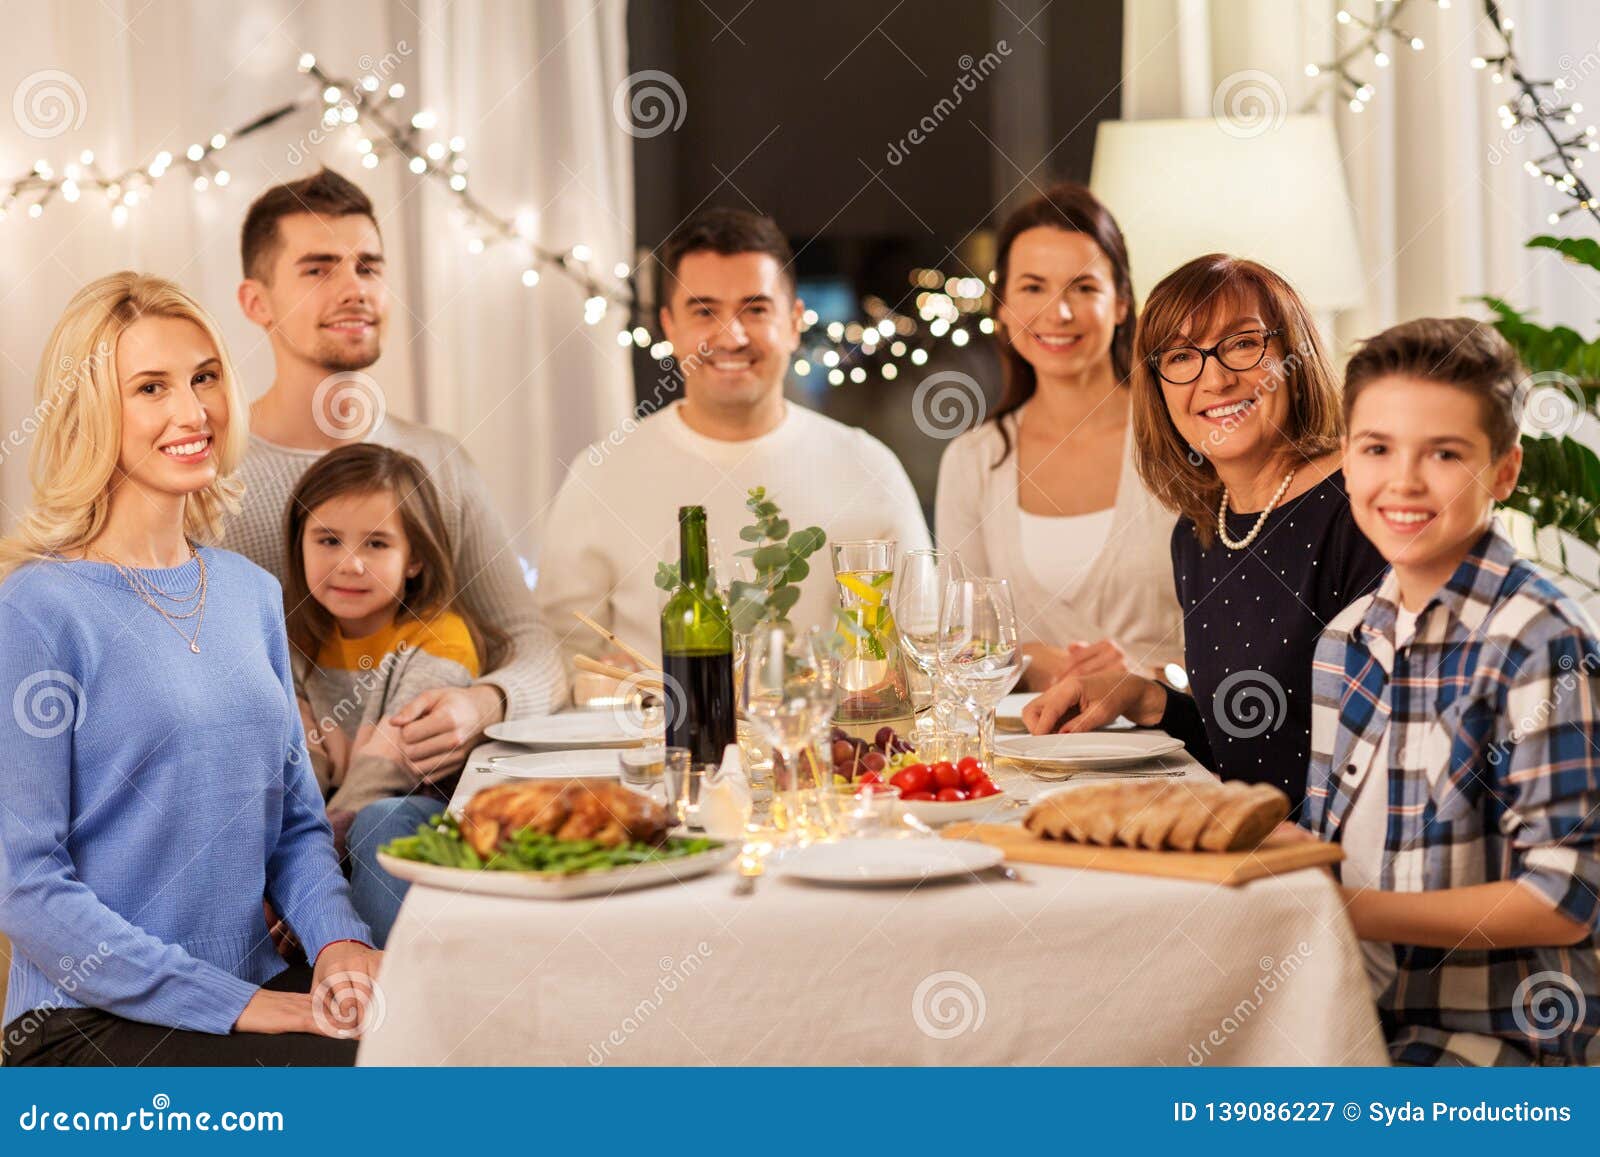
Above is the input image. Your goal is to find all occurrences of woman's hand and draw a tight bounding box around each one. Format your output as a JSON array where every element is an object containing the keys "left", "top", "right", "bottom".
[
  {"left": 233, "top": 988, "right": 326, "bottom": 1036},
  {"left": 1023, "top": 670, "right": 1168, "bottom": 735},
  {"left": 1020, "top": 640, "right": 1130, "bottom": 689},
  {"left": 262, "top": 900, "right": 301, "bottom": 962},
  {"left": 310, "top": 940, "right": 385, "bottom": 1038},
  {"left": 1059, "top": 639, "right": 1129, "bottom": 679}
]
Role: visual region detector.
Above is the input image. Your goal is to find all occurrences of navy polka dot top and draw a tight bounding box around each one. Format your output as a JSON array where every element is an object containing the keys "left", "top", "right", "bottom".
[{"left": 1160, "top": 471, "right": 1388, "bottom": 809}]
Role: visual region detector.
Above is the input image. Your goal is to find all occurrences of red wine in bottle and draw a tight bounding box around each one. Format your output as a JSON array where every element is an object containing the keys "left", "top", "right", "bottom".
[{"left": 659, "top": 506, "right": 735, "bottom": 765}]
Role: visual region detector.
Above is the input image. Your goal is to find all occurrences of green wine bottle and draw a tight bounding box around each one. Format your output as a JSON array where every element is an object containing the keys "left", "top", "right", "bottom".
[{"left": 660, "top": 505, "right": 736, "bottom": 765}]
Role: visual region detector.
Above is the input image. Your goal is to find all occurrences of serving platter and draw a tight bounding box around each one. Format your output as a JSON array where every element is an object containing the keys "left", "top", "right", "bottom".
[{"left": 377, "top": 841, "right": 738, "bottom": 900}]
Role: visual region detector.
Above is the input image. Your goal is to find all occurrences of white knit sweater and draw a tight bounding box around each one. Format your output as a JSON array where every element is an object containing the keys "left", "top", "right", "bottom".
[{"left": 536, "top": 400, "right": 931, "bottom": 670}]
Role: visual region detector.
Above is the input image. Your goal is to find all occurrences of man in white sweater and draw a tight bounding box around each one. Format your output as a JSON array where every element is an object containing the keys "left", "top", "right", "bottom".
[
  {"left": 228, "top": 169, "right": 565, "bottom": 778},
  {"left": 537, "top": 207, "right": 930, "bottom": 676}
]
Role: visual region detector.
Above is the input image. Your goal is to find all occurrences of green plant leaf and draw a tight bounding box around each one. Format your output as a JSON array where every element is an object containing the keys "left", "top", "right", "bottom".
[
  {"left": 655, "top": 562, "right": 680, "bottom": 591},
  {"left": 767, "top": 518, "right": 789, "bottom": 540},
  {"left": 783, "top": 556, "right": 809, "bottom": 584},
  {"left": 769, "top": 585, "right": 801, "bottom": 615},
  {"left": 730, "top": 599, "right": 768, "bottom": 634},
  {"left": 751, "top": 544, "right": 790, "bottom": 573},
  {"left": 1530, "top": 234, "right": 1600, "bottom": 276},
  {"left": 738, "top": 524, "right": 765, "bottom": 542},
  {"left": 787, "top": 527, "right": 826, "bottom": 556}
]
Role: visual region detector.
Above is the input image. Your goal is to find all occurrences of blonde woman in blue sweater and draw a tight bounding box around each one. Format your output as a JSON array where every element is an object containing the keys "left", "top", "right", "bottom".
[{"left": 0, "top": 273, "right": 378, "bottom": 1066}]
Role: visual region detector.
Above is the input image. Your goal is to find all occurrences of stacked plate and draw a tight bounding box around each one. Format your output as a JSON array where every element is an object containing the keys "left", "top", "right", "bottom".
[
  {"left": 484, "top": 712, "right": 662, "bottom": 750},
  {"left": 993, "top": 731, "right": 1187, "bottom": 779}
]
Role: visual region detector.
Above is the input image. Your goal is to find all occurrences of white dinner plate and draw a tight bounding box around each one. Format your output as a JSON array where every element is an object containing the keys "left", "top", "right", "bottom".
[
  {"left": 472, "top": 747, "right": 627, "bottom": 780},
  {"left": 377, "top": 841, "right": 738, "bottom": 901},
  {"left": 484, "top": 712, "right": 662, "bottom": 748},
  {"left": 994, "top": 731, "right": 1185, "bottom": 769},
  {"left": 775, "top": 837, "right": 1004, "bottom": 886}
]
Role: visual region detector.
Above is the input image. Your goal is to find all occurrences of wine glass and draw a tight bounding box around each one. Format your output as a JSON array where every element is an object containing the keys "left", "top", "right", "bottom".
[
  {"left": 742, "top": 625, "right": 838, "bottom": 835},
  {"left": 892, "top": 548, "right": 964, "bottom": 734},
  {"left": 936, "top": 577, "right": 1020, "bottom": 770}
]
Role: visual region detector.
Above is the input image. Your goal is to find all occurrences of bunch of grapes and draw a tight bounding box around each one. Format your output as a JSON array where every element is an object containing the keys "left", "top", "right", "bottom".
[{"left": 827, "top": 725, "right": 914, "bottom": 782}]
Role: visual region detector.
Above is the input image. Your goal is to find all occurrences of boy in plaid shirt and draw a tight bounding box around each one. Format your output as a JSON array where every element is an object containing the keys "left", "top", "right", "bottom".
[{"left": 1305, "top": 317, "right": 1599, "bottom": 1065}]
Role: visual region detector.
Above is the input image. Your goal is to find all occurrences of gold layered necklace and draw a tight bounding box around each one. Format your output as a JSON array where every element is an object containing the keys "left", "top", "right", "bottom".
[{"left": 93, "top": 541, "right": 209, "bottom": 654}]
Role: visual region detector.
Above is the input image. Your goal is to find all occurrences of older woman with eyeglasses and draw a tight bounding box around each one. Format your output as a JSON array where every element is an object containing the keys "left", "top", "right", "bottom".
[{"left": 1025, "top": 254, "right": 1387, "bottom": 808}]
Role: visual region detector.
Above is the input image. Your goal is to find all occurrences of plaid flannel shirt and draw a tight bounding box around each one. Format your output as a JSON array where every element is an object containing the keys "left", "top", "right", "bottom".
[{"left": 1304, "top": 522, "right": 1600, "bottom": 1065}]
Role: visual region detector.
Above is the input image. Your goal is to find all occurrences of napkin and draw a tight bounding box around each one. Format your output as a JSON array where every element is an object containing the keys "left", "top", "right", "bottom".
[{"left": 696, "top": 743, "right": 753, "bottom": 839}]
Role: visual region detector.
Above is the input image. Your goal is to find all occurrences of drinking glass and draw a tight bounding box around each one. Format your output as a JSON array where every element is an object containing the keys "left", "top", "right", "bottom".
[
  {"left": 892, "top": 547, "right": 964, "bottom": 734},
  {"left": 663, "top": 760, "right": 716, "bottom": 830},
  {"left": 937, "top": 577, "right": 1020, "bottom": 770},
  {"left": 618, "top": 744, "right": 687, "bottom": 806},
  {"left": 742, "top": 625, "right": 838, "bottom": 835}
]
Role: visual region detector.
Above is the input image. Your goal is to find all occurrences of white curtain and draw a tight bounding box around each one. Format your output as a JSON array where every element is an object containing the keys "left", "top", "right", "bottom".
[
  {"left": 1120, "top": 0, "right": 1600, "bottom": 351},
  {"left": 0, "top": 0, "right": 634, "bottom": 564}
]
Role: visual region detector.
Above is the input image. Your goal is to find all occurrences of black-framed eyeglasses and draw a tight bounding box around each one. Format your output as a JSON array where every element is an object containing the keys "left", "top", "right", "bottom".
[{"left": 1149, "top": 328, "right": 1284, "bottom": 385}]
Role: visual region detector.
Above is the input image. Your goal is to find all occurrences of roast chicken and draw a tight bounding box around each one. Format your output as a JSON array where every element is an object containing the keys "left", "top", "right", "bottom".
[{"left": 460, "top": 779, "right": 670, "bottom": 857}]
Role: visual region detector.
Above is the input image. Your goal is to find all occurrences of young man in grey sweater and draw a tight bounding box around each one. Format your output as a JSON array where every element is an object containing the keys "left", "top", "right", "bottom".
[{"left": 228, "top": 169, "right": 565, "bottom": 784}]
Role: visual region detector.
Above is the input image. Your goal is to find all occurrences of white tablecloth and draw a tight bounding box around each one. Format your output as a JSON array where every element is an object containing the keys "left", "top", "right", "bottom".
[{"left": 359, "top": 746, "right": 1388, "bottom": 1066}]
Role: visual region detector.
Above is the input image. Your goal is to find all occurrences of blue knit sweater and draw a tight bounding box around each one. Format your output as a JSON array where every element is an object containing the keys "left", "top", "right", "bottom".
[{"left": 0, "top": 547, "right": 371, "bottom": 1033}]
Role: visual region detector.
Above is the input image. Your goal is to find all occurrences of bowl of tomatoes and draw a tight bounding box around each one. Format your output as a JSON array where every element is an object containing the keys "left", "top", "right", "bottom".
[{"left": 884, "top": 756, "right": 1006, "bottom": 824}]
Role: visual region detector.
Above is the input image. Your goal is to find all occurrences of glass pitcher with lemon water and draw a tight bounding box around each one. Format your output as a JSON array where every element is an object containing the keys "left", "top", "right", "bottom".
[{"left": 830, "top": 540, "right": 917, "bottom": 741}]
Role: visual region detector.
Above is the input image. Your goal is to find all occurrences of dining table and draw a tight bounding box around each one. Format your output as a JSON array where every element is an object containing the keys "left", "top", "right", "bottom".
[{"left": 356, "top": 725, "right": 1389, "bottom": 1066}]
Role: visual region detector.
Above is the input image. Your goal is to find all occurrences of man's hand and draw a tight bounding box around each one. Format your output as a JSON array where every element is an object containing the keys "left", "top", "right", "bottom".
[
  {"left": 310, "top": 940, "right": 385, "bottom": 1038},
  {"left": 390, "top": 685, "right": 505, "bottom": 781}
]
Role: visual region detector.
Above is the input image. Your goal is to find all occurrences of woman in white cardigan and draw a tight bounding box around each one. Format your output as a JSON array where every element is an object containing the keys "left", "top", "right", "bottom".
[{"left": 936, "top": 183, "right": 1183, "bottom": 689}]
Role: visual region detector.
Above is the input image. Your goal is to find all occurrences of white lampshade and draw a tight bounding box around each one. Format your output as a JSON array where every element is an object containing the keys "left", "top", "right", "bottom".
[{"left": 1089, "top": 114, "right": 1364, "bottom": 311}]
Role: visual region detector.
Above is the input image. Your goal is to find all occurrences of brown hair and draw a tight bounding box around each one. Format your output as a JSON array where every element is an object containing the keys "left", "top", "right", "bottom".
[
  {"left": 282, "top": 443, "right": 506, "bottom": 667},
  {"left": 990, "top": 182, "right": 1136, "bottom": 464},
  {"left": 1343, "top": 317, "right": 1523, "bottom": 457},
  {"left": 656, "top": 207, "right": 795, "bottom": 309},
  {"left": 241, "top": 168, "right": 378, "bottom": 283},
  {"left": 1131, "top": 254, "right": 1343, "bottom": 547}
]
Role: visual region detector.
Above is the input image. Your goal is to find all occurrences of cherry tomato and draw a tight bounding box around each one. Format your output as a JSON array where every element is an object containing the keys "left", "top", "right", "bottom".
[
  {"left": 856, "top": 770, "right": 882, "bottom": 784},
  {"left": 930, "top": 761, "right": 960, "bottom": 790},
  {"left": 889, "top": 764, "right": 930, "bottom": 794},
  {"left": 857, "top": 781, "right": 891, "bottom": 795},
  {"left": 957, "top": 758, "right": 986, "bottom": 787},
  {"left": 935, "top": 787, "right": 966, "bottom": 803},
  {"left": 902, "top": 790, "right": 937, "bottom": 802},
  {"left": 969, "top": 779, "right": 1001, "bottom": 799}
]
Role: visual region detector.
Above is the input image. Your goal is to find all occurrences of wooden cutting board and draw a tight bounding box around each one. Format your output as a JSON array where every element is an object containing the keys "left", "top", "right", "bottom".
[{"left": 940, "top": 822, "right": 1343, "bottom": 886}]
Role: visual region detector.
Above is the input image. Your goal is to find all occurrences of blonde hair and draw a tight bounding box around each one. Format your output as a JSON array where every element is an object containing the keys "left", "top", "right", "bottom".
[
  {"left": 1131, "top": 254, "right": 1343, "bottom": 548},
  {"left": 0, "top": 272, "right": 248, "bottom": 578}
]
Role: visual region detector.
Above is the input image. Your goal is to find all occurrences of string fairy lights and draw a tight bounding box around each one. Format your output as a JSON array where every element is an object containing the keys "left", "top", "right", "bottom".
[
  {"left": 1303, "top": 0, "right": 1599, "bottom": 228},
  {"left": 0, "top": 54, "right": 632, "bottom": 322},
  {"left": 1302, "top": 0, "right": 1451, "bottom": 114},
  {"left": 1474, "top": 0, "right": 1600, "bottom": 227},
  {"left": 3, "top": 55, "right": 1004, "bottom": 370}
]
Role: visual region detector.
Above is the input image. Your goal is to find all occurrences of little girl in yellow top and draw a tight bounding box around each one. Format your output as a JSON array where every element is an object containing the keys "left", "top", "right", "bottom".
[{"left": 284, "top": 444, "right": 504, "bottom": 943}]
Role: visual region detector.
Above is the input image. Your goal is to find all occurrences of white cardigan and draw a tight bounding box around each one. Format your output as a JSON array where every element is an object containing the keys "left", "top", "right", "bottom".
[{"left": 934, "top": 412, "right": 1184, "bottom": 675}]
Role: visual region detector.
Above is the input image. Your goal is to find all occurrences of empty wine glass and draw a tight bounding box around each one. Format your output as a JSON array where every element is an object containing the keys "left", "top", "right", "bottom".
[
  {"left": 937, "top": 577, "right": 1020, "bottom": 770},
  {"left": 742, "top": 625, "right": 838, "bottom": 835},
  {"left": 892, "top": 548, "right": 964, "bottom": 734}
]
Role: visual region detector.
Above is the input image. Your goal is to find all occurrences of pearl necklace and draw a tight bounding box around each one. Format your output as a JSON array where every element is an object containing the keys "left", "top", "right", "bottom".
[{"left": 1216, "top": 470, "right": 1296, "bottom": 550}]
